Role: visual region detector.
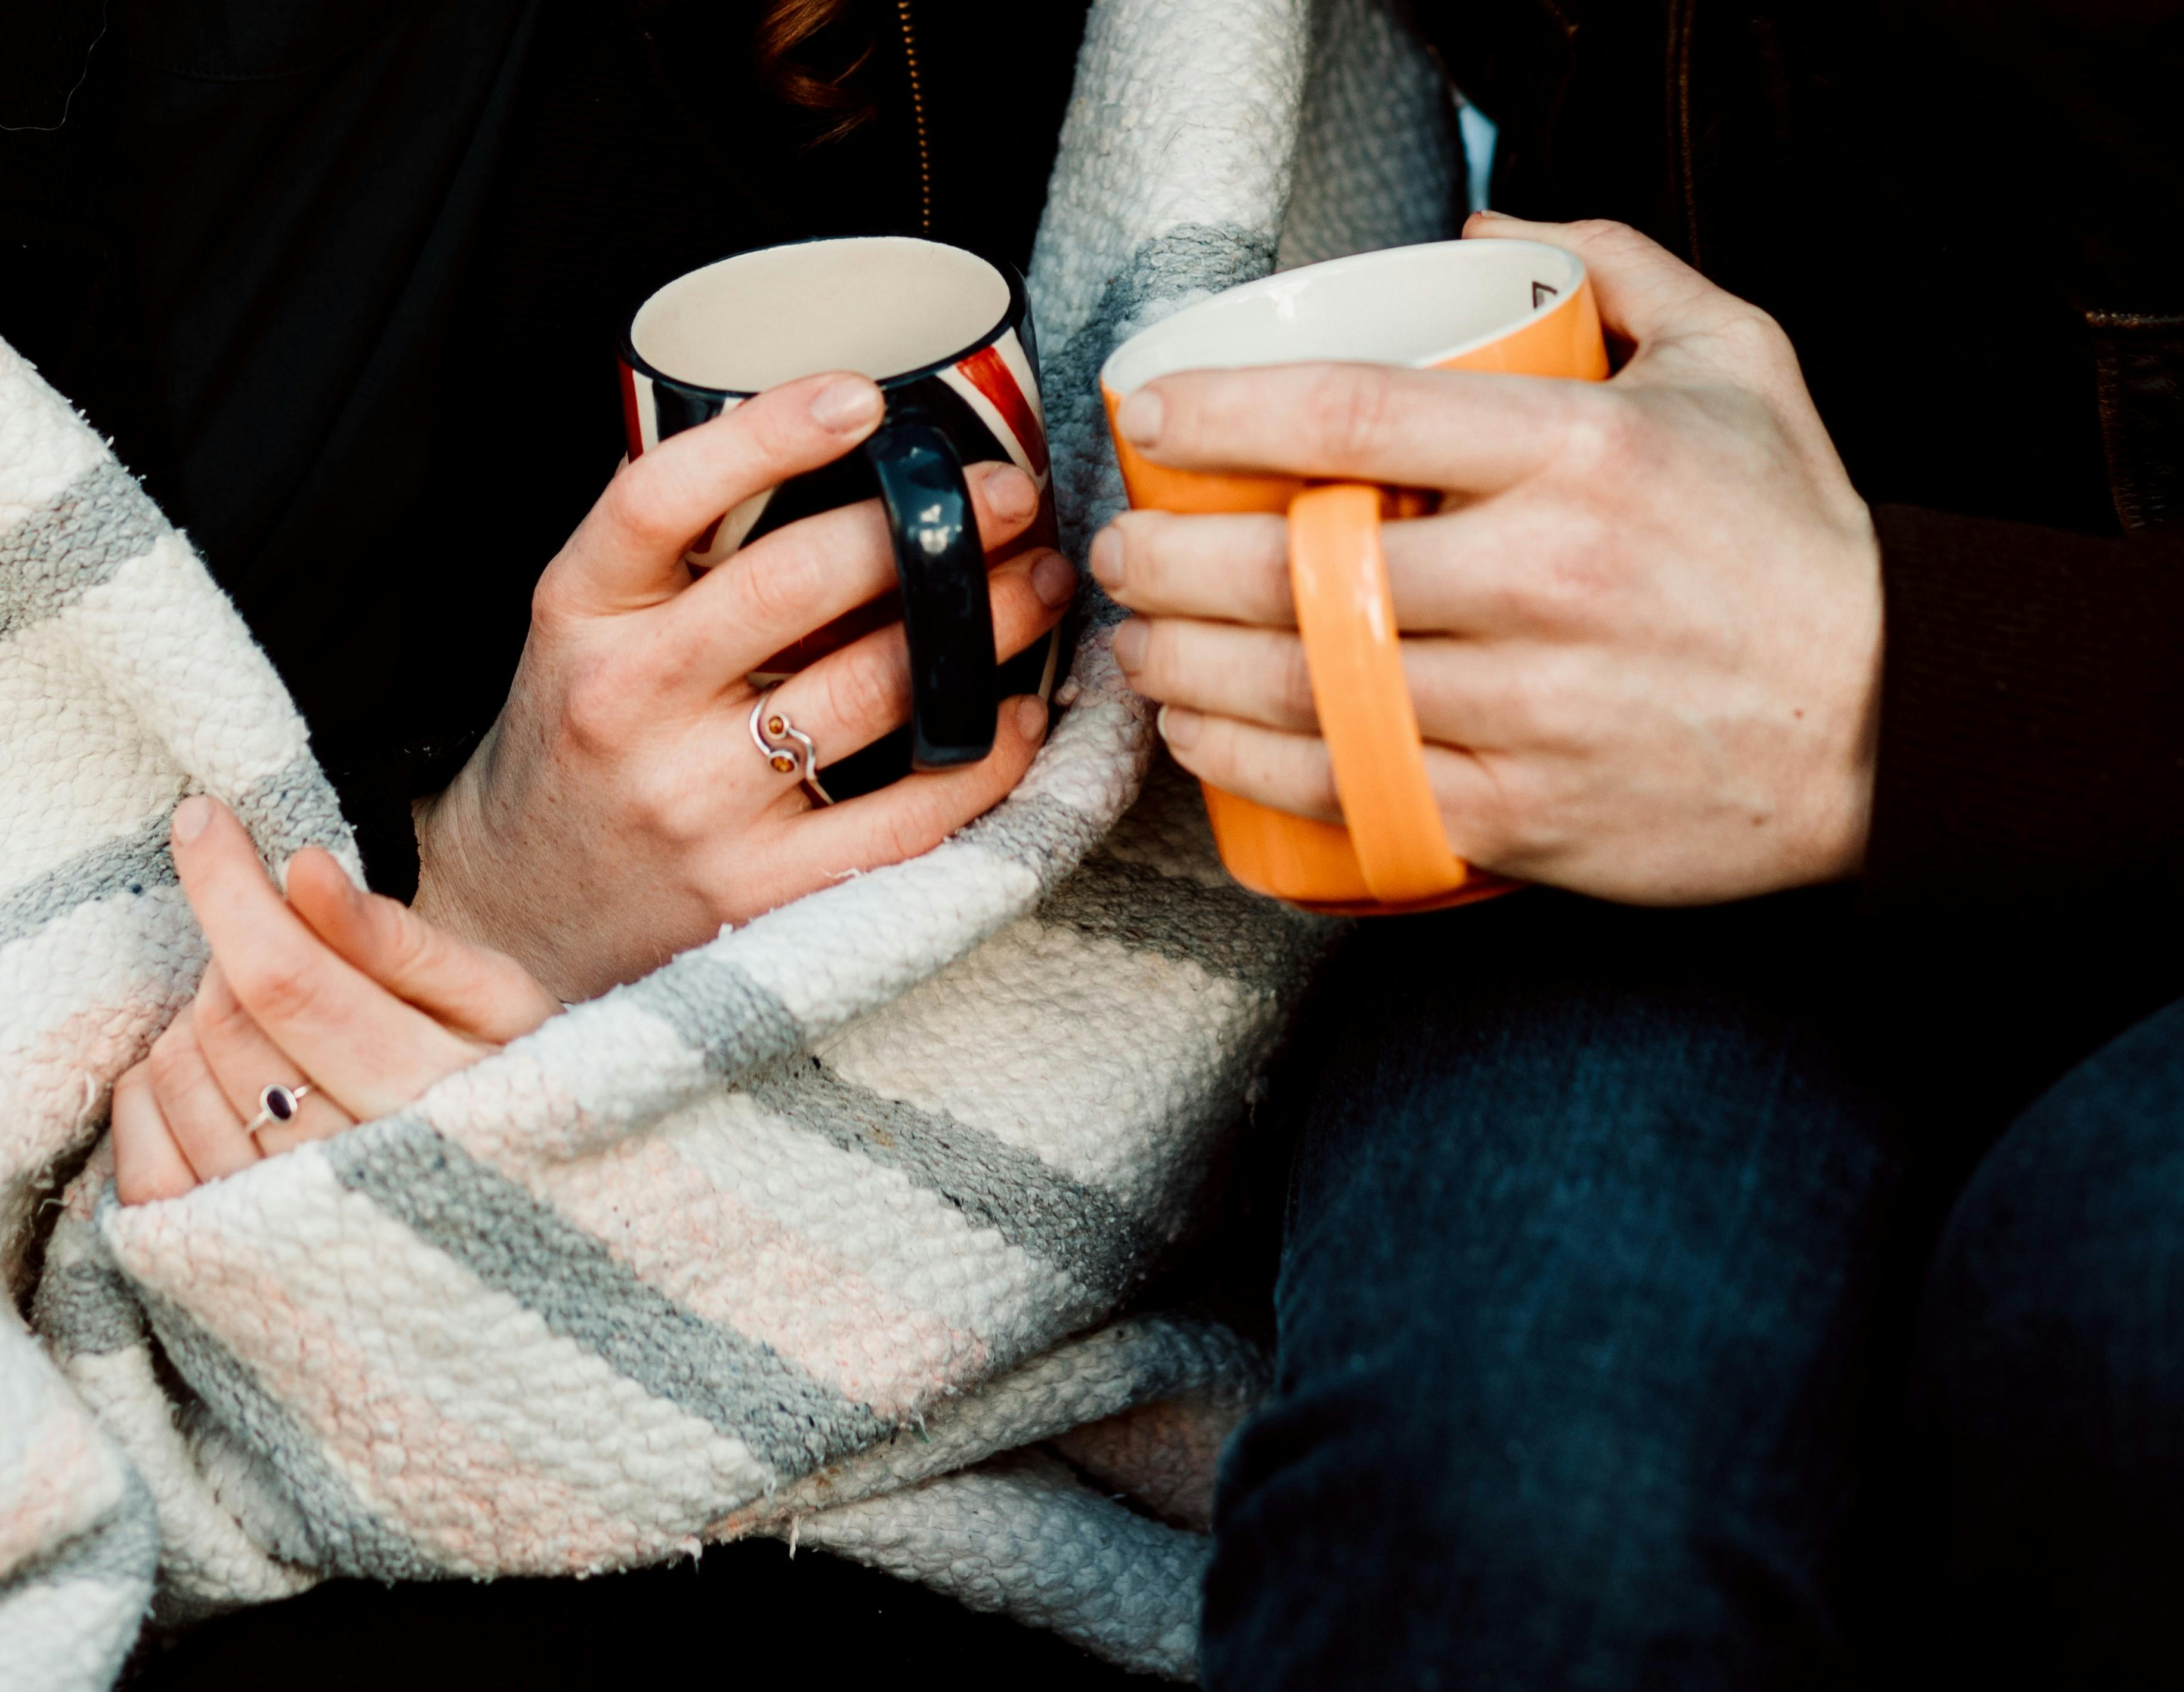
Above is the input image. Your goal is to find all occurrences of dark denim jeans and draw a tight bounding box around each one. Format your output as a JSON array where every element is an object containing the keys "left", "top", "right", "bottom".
[{"left": 1200, "top": 888, "right": 2184, "bottom": 1690}]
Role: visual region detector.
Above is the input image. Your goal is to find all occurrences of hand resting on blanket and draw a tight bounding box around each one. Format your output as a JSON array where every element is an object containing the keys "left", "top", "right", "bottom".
[{"left": 112, "top": 796, "right": 559, "bottom": 1205}]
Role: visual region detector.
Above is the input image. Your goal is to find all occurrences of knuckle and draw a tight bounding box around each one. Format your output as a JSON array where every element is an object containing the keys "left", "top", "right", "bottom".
[
  {"left": 736, "top": 555, "right": 800, "bottom": 631},
  {"left": 1534, "top": 508, "right": 1618, "bottom": 612},
  {"left": 818, "top": 649, "right": 903, "bottom": 734},
  {"left": 1716, "top": 302, "right": 1790, "bottom": 360},
  {"left": 233, "top": 954, "right": 329, "bottom": 1029},
  {"left": 529, "top": 563, "right": 586, "bottom": 637},
  {"left": 372, "top": 897, "right": 438, "bottom": 979},
  {"left": 192, "top": 981, "right": 252, "bottom": 1048},
  {"left": 1302, "top": 744, "right": 1342, "bottom": 814},
  {"left": 595, "top": 459, "right": 659, "bottom": 548},
  {"left": 1458, "top": 762, "right": 1527, "bottom": 860},
  {"left": 1568, "top": 219, "right": 1664, "bottom": 271},
  {"left": 642, "top": 450, "right": 707, "bottom": 527},
  {"left": 737, "top": 395, "right": 805, "bottom": 464},
  {"left": 1255, "top": 524, "right": 1299, "bottom": 615},
  {"left": 1117, "top": 513, "right": 1168, "bottom": 591},
  {"left": 1562, "top": 391, "right": 1651, "bottom": 481},
  {"left": 560, "top": 656, "right": 634, "bottom": 755},
  {"left": 1476, "top": 746, "right": 1532, "bottom": 825},
  {"left": 1498, "top": 655, "right": 1567, "bottom": 736},
  {"left": 1278, "top": 638, "right": 1318, "bottom": 724},
  {"left": 1568, "top": 217, "right": 1636, "bottom": 247},
  {"left": 629, "top": 761, "right": 709, "bottom": 849},
  {"left": 1312, "top": 366, "right": 1394, "bottom": 459},
  {"left": 144, "top": 1024, "right": 196, "bottom": 1092},
  {"left": 870, "top": 803, "right": 945, "bottom": 867},
  {"left": 1493, "top": 549, "right": 1563, "bottom": 626}
]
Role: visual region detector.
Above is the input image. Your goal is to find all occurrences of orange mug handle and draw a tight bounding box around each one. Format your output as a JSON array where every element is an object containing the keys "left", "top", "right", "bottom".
[{"left": 1287, "top": 483, "right": 1468, "bottom": 905}]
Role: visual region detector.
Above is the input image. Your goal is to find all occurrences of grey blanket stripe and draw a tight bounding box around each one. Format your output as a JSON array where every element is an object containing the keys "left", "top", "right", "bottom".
[
  {"left": 132, "top": 1287, "right": 440, "bottom": 1581},
  {"left": 0, "top": 459, "right": 168, "bottom": 643},
  {"left": 626, "top": 951, "right": 808, "bottom": 1083},
  {"left": 327, "top": 1116, "right": 888, "bottom": 1475},
  {"left": 1115, "top": 1312, "right": 1274, "bottom": 1408},
  {"left": 1040, "top": 223, "right": 1281, "bottom": 560},
  {"left": 1, "top": 1468, "right": 159, "bottom": 1598},
  {"left": 0, "top": 761, "right": 353, "bottom": 955},
  {"left": 0, "top": 813, "right": 174, "bottom": 951},
  {"left": 959, "top": 791, "right": 1111, "bottom": 892},
  {"left": 1036, "top": 848, "right": 1327, "bottom": 983},
  {"left": 743, "top": 1060, "right": 1155, "bottom": 1307},
  {"left": 32, "top": 1248, "right": 150, "bottom": 1360},
  {"left": 229, "top": 756, "right": 353, "bottom": 866}
]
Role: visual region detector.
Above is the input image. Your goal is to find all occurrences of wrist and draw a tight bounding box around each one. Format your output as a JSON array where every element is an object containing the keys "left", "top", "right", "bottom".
[
  {"left": 413, "top": 725, "right": 598, "bottom": 1001},
  {"left": 1811, "top": 510, "right": 1883, "bottom": 882},
  {"left": 410, "top": 746, "right": 494, "bottom": 948}
]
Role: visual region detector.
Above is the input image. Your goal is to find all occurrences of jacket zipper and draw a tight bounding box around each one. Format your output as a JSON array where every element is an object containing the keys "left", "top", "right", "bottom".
[{"left": 895, "top": 1, "right": 934, "bottom": 234}]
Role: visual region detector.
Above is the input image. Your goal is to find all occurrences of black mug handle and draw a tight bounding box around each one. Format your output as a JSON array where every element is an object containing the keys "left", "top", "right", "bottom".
[{"left": 863, "top": 406, "right": 997, "bottom": 769}]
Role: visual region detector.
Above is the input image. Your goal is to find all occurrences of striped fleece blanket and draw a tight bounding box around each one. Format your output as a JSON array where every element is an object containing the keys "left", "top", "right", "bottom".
[{"left": 0, "top": 0, "right": 1455, "bottom": 1682}]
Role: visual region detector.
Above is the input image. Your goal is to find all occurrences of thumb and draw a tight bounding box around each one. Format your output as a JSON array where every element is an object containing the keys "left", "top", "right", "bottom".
[
  {"left": 545, "top": 370, "right": 888, "bottom": 613},
  {"left": 1464, "top": 212, "right": 1738, "bottom": 356},
  {"left": 285, "top": 850, "right": 561, "bottom": 1044}
]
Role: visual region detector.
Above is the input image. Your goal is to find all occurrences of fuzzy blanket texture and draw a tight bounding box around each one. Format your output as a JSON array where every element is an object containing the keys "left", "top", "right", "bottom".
[{"left": 0, "top": 0, "right": 1454, "bottom": 1682}]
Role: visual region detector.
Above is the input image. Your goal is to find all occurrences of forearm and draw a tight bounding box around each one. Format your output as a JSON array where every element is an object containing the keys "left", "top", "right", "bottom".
[{"left": 1865, "top": 505, "right": 2184, "bottom": 912}]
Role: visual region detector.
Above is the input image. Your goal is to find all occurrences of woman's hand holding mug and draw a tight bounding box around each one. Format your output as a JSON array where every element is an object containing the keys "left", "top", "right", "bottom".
[{"left": 413, "top": 369, "right": 1073, "bottom": 1003}]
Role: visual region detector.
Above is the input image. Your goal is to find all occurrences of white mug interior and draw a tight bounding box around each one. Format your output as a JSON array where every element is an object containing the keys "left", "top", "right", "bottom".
[
  {"left": 631, "top": 236, "right": 1012, "bottom": 392},
  {"left": 1099, "top": 238, "right": 1589, "bottom": 393}
]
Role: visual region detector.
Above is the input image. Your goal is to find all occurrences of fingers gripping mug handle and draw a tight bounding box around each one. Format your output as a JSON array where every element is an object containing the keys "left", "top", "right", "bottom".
[
  {"left": 864, "top": 409, "right": 999, "bottom": 768},
  {"left": 1289, "top": 484, "right": 1468, "bottom": 904}
]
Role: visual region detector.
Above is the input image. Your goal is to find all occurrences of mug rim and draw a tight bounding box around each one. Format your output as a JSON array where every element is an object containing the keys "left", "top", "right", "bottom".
[
  {"left": 1099, "top": 237, "right": 1589, "bottom": 395},
  {"left": 619, "top": 233, "right": 1028, "bottom": 404}
]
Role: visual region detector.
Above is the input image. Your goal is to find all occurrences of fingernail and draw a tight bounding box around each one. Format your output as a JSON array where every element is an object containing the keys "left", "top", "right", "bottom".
[
  {"left": 1472, "top": 207, "right": 1506, "bottom": 220},
  {"left": 984, "top": 465, "right": 1036, "bottom": 521},
  {"left": 1014, "top": 694, "right": 1049, "bottom": 739},
  {"left": 1089, "top": 526, "right": 1124, "bottom": 591},
  {"left": 1157, "top": 704, "right": 1201, "bottom": 749},
  {"left": 1118, "top": 388, "right": 1164, "bottom": 447},
  {"left": 1112, "top": 617, "right": 1147, "bottom": 675},
  {"left": 172, "top": 795, "right": 212, "bottom": 844},
  {"left": 810, "top": 376, "right": 884, "bottom": 433},
  {"left": 1030, "top": 551, "right": 1076, "bottom": 608}
]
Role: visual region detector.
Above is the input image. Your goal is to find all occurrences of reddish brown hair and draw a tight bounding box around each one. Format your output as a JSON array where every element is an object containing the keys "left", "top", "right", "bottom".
[{"left": 755, "top": 0, "right": 878, "bottom": 141}]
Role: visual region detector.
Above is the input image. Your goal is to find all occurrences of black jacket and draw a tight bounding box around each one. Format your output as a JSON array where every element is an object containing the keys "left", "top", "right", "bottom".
[
  {"left": 1415, "top": 0, "right": 2184, "bottom": 919},
  {"left": 0, "top": 0, "right": 1089, "bottom": 891}
]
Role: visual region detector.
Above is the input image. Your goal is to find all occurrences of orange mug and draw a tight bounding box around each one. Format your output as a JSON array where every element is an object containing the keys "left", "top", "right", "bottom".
[{"left": 1101, "top": 238, "right": 1610, "bottom": 915}]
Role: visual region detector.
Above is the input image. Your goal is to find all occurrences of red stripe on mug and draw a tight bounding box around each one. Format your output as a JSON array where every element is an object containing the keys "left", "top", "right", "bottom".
[
  {"left": 954, "top": 345, "right": 1049, "bottom": 478},
  {"left": 617, "top": 359, "right": 645, "bottom": 459}
]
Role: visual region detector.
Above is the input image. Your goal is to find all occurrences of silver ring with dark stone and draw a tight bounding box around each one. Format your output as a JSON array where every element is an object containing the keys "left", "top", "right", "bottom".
[{"left": 243, "top": 1082, "right": 312, "bottom": 1142}]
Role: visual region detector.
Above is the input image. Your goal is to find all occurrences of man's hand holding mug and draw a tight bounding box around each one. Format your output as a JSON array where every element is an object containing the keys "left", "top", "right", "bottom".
[{"left": 1099, "top": 215, "right": 1883, "bottom": 907}]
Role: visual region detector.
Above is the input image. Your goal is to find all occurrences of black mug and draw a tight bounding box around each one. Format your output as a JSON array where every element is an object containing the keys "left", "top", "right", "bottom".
[{"left": 618, "top": 236, "right": 1059, "bottom": 783}]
